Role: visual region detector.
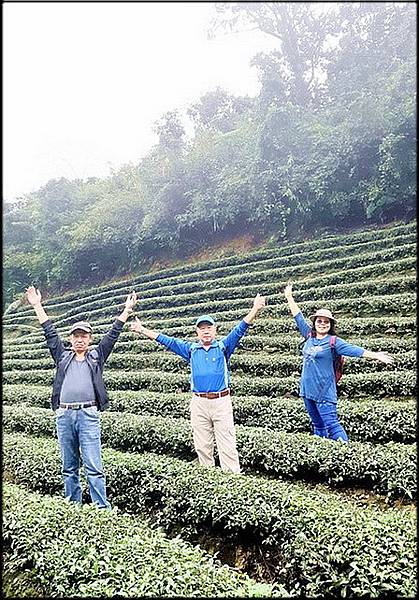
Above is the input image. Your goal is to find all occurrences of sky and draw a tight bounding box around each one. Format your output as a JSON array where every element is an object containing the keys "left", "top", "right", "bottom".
[{"left": 3, "top": 1, "right": 278, "bottom": 202}]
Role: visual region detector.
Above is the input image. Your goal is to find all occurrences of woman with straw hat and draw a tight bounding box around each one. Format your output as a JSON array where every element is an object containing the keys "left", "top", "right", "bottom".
[{"left": 284, "top": 283, "right": 394, "bottom": 441}]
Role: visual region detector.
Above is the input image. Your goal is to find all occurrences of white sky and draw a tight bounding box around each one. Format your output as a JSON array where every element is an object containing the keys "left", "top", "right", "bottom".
[{"left": 3, "top": 1, "right": 278, "bottom": 202}]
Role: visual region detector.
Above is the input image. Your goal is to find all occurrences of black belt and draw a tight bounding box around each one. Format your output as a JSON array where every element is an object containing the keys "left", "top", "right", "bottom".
[
  {"left": 194, "top": 389, "right": 230, "bottom": 399},
  {"left": 59, "top": 402, "right": 97, "bottom": 410}
]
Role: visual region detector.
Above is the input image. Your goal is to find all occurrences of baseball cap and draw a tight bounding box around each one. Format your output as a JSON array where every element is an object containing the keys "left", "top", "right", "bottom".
[
  {"left": 69, "top": 321, "right": 93, "bottom": 335},
  {"left": 309, "top": 309, "right": 337, "bottom": 323},
  {"left": 195, "top": 315, "right": 215, "bottom": 327}
]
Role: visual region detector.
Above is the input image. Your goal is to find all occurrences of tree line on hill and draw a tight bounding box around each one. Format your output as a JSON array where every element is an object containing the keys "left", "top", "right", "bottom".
[{"left": 3, "top": 2, "right": 416, "bottom": 307}]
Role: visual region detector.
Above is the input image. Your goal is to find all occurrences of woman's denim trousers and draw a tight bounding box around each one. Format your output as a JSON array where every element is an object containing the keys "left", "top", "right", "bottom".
[
  {"left": 55, "top": 406, "right": 111, "bottom": 508},
  {"left": 303, "top": 397, "right": 349, "bottom": 442}
]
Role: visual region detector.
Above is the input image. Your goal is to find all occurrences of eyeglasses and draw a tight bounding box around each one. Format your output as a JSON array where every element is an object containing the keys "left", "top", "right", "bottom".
[{"left": 316, "top": 318, "right": 330, "bottom": 325}]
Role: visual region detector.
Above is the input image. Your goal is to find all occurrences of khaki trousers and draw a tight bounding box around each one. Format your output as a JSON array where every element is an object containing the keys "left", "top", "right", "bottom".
[{"left": 190, "top": 394, "right": 240, "bottom": 473}]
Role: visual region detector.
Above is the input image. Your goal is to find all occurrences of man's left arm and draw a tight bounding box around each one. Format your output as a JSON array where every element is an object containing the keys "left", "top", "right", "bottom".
[
  {"left": 223, "top": 293, "right": 266, "bottom": 358},
  {"left": 96, "top": 291, "right": 137, "bottom": 363}
]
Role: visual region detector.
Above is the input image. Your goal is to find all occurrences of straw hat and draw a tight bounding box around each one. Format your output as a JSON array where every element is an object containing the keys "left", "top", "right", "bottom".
[{"left": 309, "top": 308, "right": 337, "bottom": 323}]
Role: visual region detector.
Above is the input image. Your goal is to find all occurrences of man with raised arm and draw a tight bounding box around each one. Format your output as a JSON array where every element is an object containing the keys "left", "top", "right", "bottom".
[
  {"left": 130, "top": 293, "right": 266, "bottom": 473},
  {"left": 26, "top": 285, "right": 137, "bottom": 508}
]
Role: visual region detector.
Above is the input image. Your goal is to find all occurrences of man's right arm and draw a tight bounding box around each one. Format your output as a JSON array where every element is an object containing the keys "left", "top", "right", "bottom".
[
  {"left": 130, "top": 317, "right": 160, "bottom": 340},
  {"left": 26, "top": 286, "right": 64, "bottom": 362},
  {"left": 26, "top": 286, "right": 49, "bottom": 324},
  {"left": 130, "top": 317, "right": 191, "bottom": 361}
]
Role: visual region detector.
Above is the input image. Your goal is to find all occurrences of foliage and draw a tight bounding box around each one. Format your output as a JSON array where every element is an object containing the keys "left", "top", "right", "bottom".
[
  {"left": 3, "top": 383, "right": 415, "bottom": 444},
  {"left": 3, "top": 3, "right": 416, "bottom": 305},
  {"left": 3, "top": 406, "right": 416, "bottom": 499},
  {"left": 3, "top": 483, "right": 274, "bottom": 598},
  {"left": 3, "top": 433, "right": 416, "bottom": 598}
]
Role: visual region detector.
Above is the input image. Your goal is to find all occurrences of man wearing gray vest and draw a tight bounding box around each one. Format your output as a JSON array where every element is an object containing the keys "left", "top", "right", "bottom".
[
  {"left": 26, "top": 285, "right": 137, "bottom": 508},
  {"left": 130, "top": 294, "right": 266, "bottom": 473}
]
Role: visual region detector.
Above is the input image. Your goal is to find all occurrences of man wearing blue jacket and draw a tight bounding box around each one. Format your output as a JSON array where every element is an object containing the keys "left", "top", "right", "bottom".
[
  {"left": 130, "top": 294, "right": 266, "bottom": 473},
  {"left": 26, "top": 285, "right": 137, "bottom": 508}
]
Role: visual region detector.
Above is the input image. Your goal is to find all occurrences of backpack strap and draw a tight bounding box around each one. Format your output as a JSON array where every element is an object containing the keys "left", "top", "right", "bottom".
[
  {"left": 189, "top": 342, "right": 200, "bottom": 390},
  {"left": 217, "top": 340, "right": 229, "bottom": 389},
  {"left": 190, "top": 340, "right": 229, "bottom": 391}
]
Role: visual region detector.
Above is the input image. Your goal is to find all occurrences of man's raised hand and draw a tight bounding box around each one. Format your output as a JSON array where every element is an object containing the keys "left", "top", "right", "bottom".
[
  {"left": 253, "top": 293, "right": 266, "bottom": 311},
  {"left": 284, "top": 283, "right": 293, "bottom": 299},
  {"left": 125, "top": 291, "right": 137, "bottom": 313},
  {"left": 130, "top": 316, "right": 144, "bottom": 334},
  {"left": 26, "top": 286, "right": 42, "bottom": 306}
]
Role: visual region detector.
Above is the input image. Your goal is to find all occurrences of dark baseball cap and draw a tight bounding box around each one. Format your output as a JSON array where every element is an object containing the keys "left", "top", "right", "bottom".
[
  {"left": 69, "top": 321, "right": 93, "bottom": 335},
  {"left": 195, "top": 315, "right": 215, "bottom": 327}
]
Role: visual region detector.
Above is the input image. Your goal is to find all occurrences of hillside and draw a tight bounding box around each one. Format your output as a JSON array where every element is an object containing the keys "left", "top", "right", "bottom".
[{"left": 2, "top": 220, "right": 417, "bottom": 598}]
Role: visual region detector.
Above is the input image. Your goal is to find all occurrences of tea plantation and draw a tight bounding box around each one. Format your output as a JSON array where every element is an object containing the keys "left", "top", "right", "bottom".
[{"left": 2, "top": 221, "right": 416, "bottom": 598}]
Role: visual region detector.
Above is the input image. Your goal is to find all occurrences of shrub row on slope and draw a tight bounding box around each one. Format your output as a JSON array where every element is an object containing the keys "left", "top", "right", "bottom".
[
  {"left": 4, "top": 406, "right": 415, "bottom": 499},
  {"left": 5, "top": 223, "right": 415, "bottom": 316},
  {"left": 3, "top": 433, "right": 416, "bottom": 598},
  {"left": 3, "top": 332, "right": 415, "bottom": 361},
  {"left": 48, "top": 286, "right": 417, "bottom": 330},
  {"left": 44, "top": 268, "right": 415, "bottom": 326},
  {"left": 5, "top": 241, "right": 415, "bottom": 330},
  {"left": 3, "top": 385, "right": 415, "bottom": 444},
  {"left": 3, "top": 483, "right": 275, "bottom": 598},
  {"left": 7, "top": 261, "right": 415, "bottom": 327},
  {"left": 3, "top": 349, "right": 415, "bottom": 379},
  {"left": 4, "top": 314, "right": 416, "bottom": 350},
  {"left": 3, "top": 367, "right": 415, "bottom": 398}
]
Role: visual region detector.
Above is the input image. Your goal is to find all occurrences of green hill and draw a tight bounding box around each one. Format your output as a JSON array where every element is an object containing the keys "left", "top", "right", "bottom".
[{"left": 2, "top": 220, "right": 416, "bottom": 598}]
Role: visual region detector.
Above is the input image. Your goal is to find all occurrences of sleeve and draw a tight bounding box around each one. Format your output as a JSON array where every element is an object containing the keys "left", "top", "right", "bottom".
[
  {"left": 96, "top": 318, "right": 125, "bottom": 364},
  {"left": 221, "top": 320, "right": 249, "bottom": 360},
  {"left": 294, "top": 312, "right": 312, "bottom": 339},
  {"left": 335, "top": 336, "right": 365, "bottom": 358},
  {"left": 156, "top": 333, "right": 192, "bottom": 362},
  {"left": 41, "top": 319, "right": 66, "bottom": 365}
]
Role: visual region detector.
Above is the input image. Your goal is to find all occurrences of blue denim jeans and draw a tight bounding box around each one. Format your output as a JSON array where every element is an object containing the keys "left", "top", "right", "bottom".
[
  {"left": 55, "top": 406, "right": 111, "bottom": 508},
  {"left": 303, "top": 397, "right": 349, "bottom": 442}
]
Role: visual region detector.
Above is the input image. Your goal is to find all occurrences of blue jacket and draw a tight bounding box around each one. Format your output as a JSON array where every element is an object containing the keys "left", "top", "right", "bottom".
[
  {"left": 295, "top": 312, "right": 365, "bottom": 402},
  {"left": 156, "top": 320, "right": 249, "bottom": 393},
  {"left": 41, "top": 318, "right": 125, "bottom": 410}
]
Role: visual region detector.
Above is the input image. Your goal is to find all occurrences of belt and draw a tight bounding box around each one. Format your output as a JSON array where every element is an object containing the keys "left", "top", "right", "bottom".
[
  {"left": 194, "top": 389, "right": 230, "bottom": 399},
  {"left": 59, "top": 401, "right": 97, "bottom": 410}
]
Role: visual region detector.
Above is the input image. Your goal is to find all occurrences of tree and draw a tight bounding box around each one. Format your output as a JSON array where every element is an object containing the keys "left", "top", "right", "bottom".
[
  {"left": 188, "top": 87, "right": 254, "bottom": 133},
  {"left": 210, "top": 2, "right": 341, "bottom": 107}
]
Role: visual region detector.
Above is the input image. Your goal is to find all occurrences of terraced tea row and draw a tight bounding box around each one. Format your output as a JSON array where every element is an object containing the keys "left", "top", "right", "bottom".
[
  {"left": 3, "top": 349, "right": 415, "bottom": 379},
  {"left": 3, "top": 365, "right": 415, "bottom": 398},
  {"left": 4, "top": 314, "right": 415, "bottom": 352},
  {"left": 5, "top": 250, "right": 415, "bottom": 332},
  {"left": 4, "top": 385, "right": 414, "bottom": 443},
  {"left": 5, "top": 246, "right": 414, "bottom": 324},
  {"left": 3, "top": 332, "right": 416, "bottom": 361},
  {"left": 4, "top": 406, "right": 415, "bottom": 499},
  {"left": 10, "top": 279, "right": 415, "bottom": 336},
  {"left": 4, "top": 432, "right": 415, "bottom": 598},
  {"left": 3, "top": 484, "right": 275, "bottom": 598},
  {"left": 5, "top": 222, "right": 414, "bottom": 317}
]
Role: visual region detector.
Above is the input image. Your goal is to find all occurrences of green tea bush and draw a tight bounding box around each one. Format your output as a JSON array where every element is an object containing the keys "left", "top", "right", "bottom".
[
  {"left": 4, "top": 223, "right": 414, "bottom": 318},
  {"left": 3, "top": 384, "right": 415, "bottom": 443},
  {"left": 2, "top": 331, "right": 416, "bottom": 360},
  {"left": 3, "top": 433, "right": 416, "bottom": 598},
  {"left": 2, "top": 367, "right": 416, "bottom": 398},
  {"left": 3, "top": 483, "right": 277, "bottom": 598},
  {"left": 3, "top": 314, "right": 416, "bottom": 351},
  {"left": 11, "top": 269, "right": 413, "bottom": 327},
  {"left": 3, "top": 406, "right": 415, "bottom": 499},
  {"left": 4, "top": 349, "right": 415, "bottom": 378}
]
